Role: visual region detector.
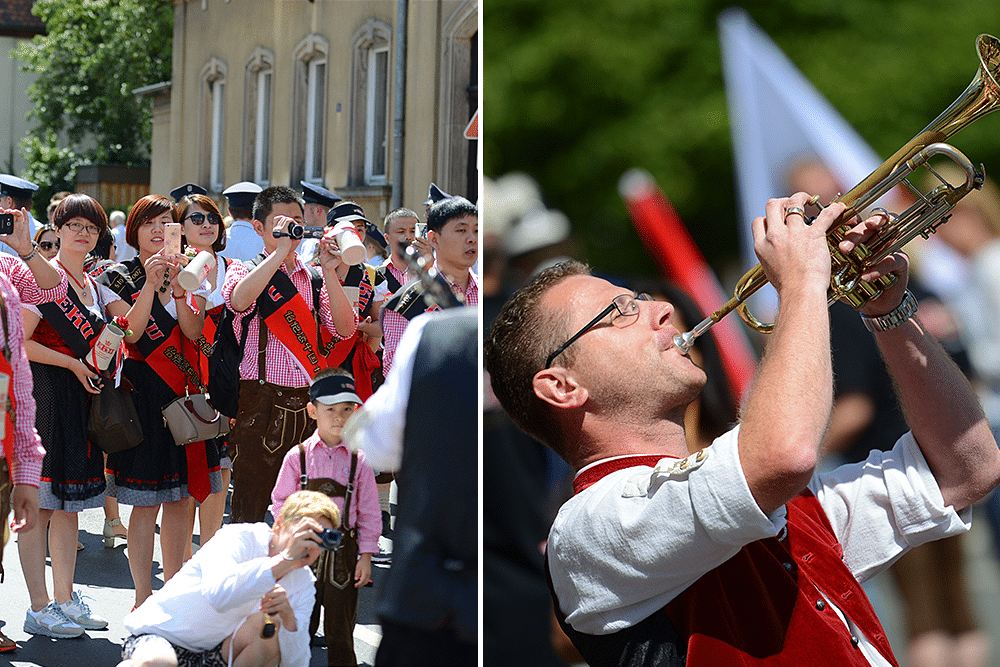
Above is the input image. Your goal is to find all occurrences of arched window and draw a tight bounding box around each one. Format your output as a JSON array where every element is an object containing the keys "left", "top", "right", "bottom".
[
  {"left": 350, "top": 19, "right": 392, "bottom": 186},
  {"left": 292, "top": 34, "right": 329, "bottom": 185},
  {"left": 243, "top": 48, "right": 274, "bottom": 185},
  {"left": 201, "top": 58, "right": 227, "bottom": 193}
]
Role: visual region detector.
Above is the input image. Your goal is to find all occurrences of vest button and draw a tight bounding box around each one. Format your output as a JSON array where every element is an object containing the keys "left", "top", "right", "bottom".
[
  {"left": 815, "top": 599, "right": 826, "bottom": 611},
  {"left": 782, "top": 562, "right": 793, "bottom": 571},
  {"left": 851, "top": 636, "right": 859, "bottom": 648}
]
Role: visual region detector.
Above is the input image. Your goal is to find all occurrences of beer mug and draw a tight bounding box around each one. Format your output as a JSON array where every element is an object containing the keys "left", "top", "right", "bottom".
[
  {"left": 331, "top": 221, "right": 367, "bottom": 266},
  {"left": 178, "top": 251, "right": 216, "bottom": 292}
]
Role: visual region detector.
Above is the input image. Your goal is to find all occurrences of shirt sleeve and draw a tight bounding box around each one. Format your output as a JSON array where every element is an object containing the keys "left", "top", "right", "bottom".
[
  {"left": 808, "top": 431, "right": 971, "bottom": 583},
  {"left": 198, "top": 526, "right": 279, "bottom": 612},
  {"left": 277, "top": 569, "right": 315, "bottom": 667},
  {"left": 549, "top": 427, "right": 787, "bottom": 635},
  {"left": 2, "top": 276, "right": 45, "bottom": 485},
  {"left": 221, "top": 259, "right": 251, "bottom": 312},
  {"left": 380, "top": 309, "right": 409, "bottom": 378},
  {"left": 342, "top": 313, "right": 428, "bottom": 472},
  {"left": 271, "top": 445, "right": 303, "bottom": 519},
  {"left": 354, "top": 452, "right": 382, "bottom": 553}
]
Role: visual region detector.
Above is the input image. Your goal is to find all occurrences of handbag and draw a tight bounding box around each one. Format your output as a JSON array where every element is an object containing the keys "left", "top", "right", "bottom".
[
  {"left": 88, "top": 380, "right": 143, "bottom": 453},
  {"left": 162, "top": 388, "right": 230, "bottom": 446}
]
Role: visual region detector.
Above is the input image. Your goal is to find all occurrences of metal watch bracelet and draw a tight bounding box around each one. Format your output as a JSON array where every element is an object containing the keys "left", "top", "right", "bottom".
[{"left": 860, "top": 290, "right": 918, "bottom": 333}]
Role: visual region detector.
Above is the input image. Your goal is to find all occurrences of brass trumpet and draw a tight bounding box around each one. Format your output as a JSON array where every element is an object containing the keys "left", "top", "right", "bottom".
[{"left": 675, "top": 34, "right": 1000, "bottom": 354}]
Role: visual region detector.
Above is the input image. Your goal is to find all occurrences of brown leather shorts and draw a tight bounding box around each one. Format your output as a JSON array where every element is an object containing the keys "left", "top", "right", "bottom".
[{"left": 228, "top": 380, "right": 314, "bottom": 523}]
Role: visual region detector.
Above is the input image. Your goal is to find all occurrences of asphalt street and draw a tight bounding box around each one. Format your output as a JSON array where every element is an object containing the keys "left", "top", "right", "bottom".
[{"left": 0, "top": 488, "right": 390, "bottom": 667}]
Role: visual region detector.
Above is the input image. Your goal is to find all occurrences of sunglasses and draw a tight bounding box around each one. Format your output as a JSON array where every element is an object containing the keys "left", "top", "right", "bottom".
[
  {"left": 39, "top": 240, "right": 59, "bottom": 251},
  {"left": 184, "top": 212, "right": 222, "bottom": 226}
]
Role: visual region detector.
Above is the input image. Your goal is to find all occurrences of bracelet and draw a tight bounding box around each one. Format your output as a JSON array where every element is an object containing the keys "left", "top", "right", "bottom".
[
  {"left": 280, "top": 550, "right": 299, "bottom": 561},
  {"left": 860, "top": 290, "right": 918, "bottom": 333},
  {"left": 172, "top": 293, "right": 185, "bottom": 300},
  {"left": 18, "top": 242, "right": 38, "bottom": 262}
]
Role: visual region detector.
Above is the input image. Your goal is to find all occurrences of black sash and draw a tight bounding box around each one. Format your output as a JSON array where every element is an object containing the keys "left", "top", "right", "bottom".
[
  {"left": 35, "top": 281, "right": 107, "bottom": 359},
  {"left": 382, "top": 278, "right": 447, "bottom": 322},
  {"left": 377, "top": 262, "right": 403, "bottom": 295}
]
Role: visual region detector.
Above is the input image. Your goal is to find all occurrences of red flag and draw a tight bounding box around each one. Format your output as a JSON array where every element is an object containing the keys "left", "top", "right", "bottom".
[{"left": 619, "top": 169, "right": 757, "bottom": 402}]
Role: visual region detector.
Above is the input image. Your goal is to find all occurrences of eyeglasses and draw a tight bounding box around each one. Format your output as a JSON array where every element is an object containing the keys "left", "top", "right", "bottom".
[
  {"left": 65, "top": 221, "right": 100, "bottom": 235},
  {"left": 184, "top": 212, "right": 222, "bottom": 226},
  {"left": 39, "top": 240, "right": 59, "bottom": 251},
  {"left": 544, "top": 293, "right": 650, "bottom": 369}
]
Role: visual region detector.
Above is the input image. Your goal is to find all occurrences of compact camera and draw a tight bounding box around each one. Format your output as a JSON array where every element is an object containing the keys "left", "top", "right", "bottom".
[
  {"left": 315, "top": 528, "right": 343, "bottom": 551},
  {"left": 272, "top": 223, "right": 325, "bottom": 240}
]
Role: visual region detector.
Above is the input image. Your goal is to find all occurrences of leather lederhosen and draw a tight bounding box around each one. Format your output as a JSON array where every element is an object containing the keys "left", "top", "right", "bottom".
[
  {"left": 300, "top": 444, "right": 361, "bottom": 667},
  {"left": 229, "top": 317, "right": 314, "bottom": 524}
]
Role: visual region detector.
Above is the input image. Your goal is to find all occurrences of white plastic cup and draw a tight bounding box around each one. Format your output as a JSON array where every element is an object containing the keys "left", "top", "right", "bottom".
[
  {"left": 178, "top": 251, "right": 216, "bottom": 292},
  {"left": 342, "top": 286, "right": 361, "bottom": 309},
  {"left": 332, "top": 221, "right": 367, "bottom": 266},
  {"left": 87, "top": 322, "right": 126, "bottom": 372}
]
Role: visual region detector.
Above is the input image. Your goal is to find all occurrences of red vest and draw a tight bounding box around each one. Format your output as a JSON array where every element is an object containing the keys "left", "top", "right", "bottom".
[{"left": 554, "top": 456, "right": 898, "bottom": 667}]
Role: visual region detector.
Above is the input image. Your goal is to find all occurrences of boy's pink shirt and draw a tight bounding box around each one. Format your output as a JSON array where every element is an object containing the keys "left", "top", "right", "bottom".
[{"left": 271, "top": 430, "right": 382, "bottom": 554}]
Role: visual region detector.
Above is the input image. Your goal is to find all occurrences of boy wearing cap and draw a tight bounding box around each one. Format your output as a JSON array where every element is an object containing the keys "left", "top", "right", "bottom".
[{"left": 271, "top": 368, "right": 380, "bottom": 667}]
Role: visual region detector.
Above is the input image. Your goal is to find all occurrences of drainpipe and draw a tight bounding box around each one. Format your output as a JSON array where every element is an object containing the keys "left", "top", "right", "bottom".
[{"left": 391, "top": 0, "right": 408, "bottom": 209}]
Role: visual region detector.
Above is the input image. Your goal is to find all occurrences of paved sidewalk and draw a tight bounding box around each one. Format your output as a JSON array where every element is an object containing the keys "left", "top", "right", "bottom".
[{"left": 0, "top": 492, "right": 391, "bottom": 667}]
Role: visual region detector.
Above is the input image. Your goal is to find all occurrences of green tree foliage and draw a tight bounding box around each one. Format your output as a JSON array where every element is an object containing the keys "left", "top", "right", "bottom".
[
  {"left": 15, "top": 0, "right": 172, "bottom": 212},
  {"left": 485, "top": 0, "right": 1000, "bottom": 280}
]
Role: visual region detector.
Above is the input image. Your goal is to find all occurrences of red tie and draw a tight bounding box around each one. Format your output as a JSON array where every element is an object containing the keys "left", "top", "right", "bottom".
[{"left": 185, "top": 441, "right": 211, "bottom": 503}]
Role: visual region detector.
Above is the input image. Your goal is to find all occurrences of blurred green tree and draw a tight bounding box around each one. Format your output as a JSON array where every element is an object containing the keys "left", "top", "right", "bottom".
[
  {"left": 15, "top": 0, "right": 173, "bottom": 214},
  {"left": 485, "top": 0, "right": 1000, "bottom": 281}
]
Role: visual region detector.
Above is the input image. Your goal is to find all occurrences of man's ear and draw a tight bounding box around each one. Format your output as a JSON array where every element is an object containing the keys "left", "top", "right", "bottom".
[
  {"left": 427, "top": 229, "right": 439, "bottom": 251},
  {"left": 533, "top": 368, "right": 589, "bottom": 410},
  {"left": 253, "top": 219, "right": 266, "bottom": 238}
]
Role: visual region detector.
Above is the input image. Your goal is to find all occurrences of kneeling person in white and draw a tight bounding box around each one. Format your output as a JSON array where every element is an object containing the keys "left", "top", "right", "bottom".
[{"left": 120, "top": 490, "right": 339, "bottom": 667}]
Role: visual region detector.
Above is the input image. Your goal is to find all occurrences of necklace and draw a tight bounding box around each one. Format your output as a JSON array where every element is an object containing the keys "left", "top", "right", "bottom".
[{"left": 56, "top": 260, "right": 88, "bottom": 292}]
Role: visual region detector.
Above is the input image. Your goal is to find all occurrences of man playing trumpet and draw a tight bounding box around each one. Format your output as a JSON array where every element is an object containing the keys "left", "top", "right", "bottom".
[{"left": 484, "top": 193, "right": 1000, "bottom": 666}]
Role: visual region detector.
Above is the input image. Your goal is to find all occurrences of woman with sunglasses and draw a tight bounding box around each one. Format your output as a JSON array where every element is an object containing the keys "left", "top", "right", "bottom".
[
  {"left": 97, "top": 194, "right": 219, "bottom": 609},
  {"left": 172, "top": 194, "right": 231, "bottom": 553},
  {"left": 18, "top": 194, "right": 169, "bottom": 637},
  {"left": 32, "top": 225, "right": 59, "bottom": 260}
]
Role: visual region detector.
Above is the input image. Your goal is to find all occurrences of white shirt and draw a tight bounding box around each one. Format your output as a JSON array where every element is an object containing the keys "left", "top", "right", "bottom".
[
  {"left": 220, "top": 219, "right": 264, "bottom": 262},
  {"left": 342, "top": 310, "right": 432, "bottom": 472},
  {"left": 124, "top": 523, "right": 315, "bottom": 667},
  {"left": 111, "top": 225, "right": 137, "bottom": 262},
  {"left": 549, "top": 428, "right": 970, "bottom": 646}
]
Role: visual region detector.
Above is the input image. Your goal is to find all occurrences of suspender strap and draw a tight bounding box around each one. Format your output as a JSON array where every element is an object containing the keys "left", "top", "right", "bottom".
[
  {"left": 258, "top": 315, "right": 267, "bottom": 381},
  {"left": 298, "top": 442, "right": 308, "bottom": 490},
  {"left": 343, "top": 451, "right": 358, "bottom": 531}
]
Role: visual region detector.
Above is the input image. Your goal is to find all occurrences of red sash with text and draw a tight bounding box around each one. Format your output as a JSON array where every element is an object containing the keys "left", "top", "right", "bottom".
[
  {"left": 101, "top": 262, "right": 212, "bottom": 501},
  {"left": 319, "top": 266, "right": 379, "bottom": 400},
  {"left": 257, "top": 267, "right": 328, "bottom": 379},
  {"left": 0, "top": 296, "right": 15, "bottom": 469}
]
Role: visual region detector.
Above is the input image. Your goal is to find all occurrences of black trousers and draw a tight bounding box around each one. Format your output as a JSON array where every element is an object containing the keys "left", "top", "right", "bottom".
[{"left": 374, "top": 620, "right": 475, "bottom": 667}]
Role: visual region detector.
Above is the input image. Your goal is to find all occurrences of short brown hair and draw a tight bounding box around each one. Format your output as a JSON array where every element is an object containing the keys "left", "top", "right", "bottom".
[
  {"left": 52, "top": 194, "right": 109, "bottom": 240},
  {"left": 175, "top": 194, "right": 227, "bottom": 252},
  {"left": 484, "top": 259, "right": 591, "bottom": 456},
  {"left": 125, "top": 194, "right": 174, "bottom": 250}
]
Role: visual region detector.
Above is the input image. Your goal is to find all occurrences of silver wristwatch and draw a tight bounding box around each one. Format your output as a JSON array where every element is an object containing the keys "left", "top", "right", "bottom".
[{"left": 860, "top": 290, "right": 918, "bottom": 333}]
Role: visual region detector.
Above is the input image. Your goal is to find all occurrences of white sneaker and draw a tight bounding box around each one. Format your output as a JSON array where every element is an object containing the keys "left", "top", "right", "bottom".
[
  {"left": 59, "top": 590, "right": 108, "bottom": 630},
  {"left": 23, "top": 602, "right": 84, "bottom": 638}
]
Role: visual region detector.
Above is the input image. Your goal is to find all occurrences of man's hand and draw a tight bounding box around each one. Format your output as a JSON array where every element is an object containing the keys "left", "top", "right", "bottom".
[
  {"left": 1, "top": 208, "right": 35, "bottom": 256},
  {"left": 277, "top": 517, "right": 325, "bottom": 568},
  {"left": 260, "top": 585, "right": 297, "bottom": 632},
  {"left": 318, "top": 230, "right": 344, "bottom": 273},
  {"left": 835, "top": 210, "right": 910, "bottom": 317},
  {"left": 752, "top": 193, "right": 846, "bottom": 297},
  {"left": 272, "top": 215, "right": 297, "bottom": 257},
  {"left": 11, "top": 484, "right": 39, "bottom": 533}
]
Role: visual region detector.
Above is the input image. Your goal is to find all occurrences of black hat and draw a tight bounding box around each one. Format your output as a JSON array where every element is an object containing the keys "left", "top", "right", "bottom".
[
  {"left": 365, "top": 221, "right": 387, "bottom": 249},
  {"left": 170, "top": 183, "right": 208, "bottom": 202},
  {"left": 300, "top": 181, "right": 342, "bottom": 208},
  {"left": 326, "top": 201, "right": 369, "bottom": 227},
  {"left": 223, "top": 181, "right": 263, "bottom": 209},
  {"left": 0, "top": 174, "right": 39, "bottom": 201},
  {"left": 424, "top": 182, "right": 450, "bottom": 206},
  {"left": 309, "top": 373, "right": 362, "bottom": 405}
]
